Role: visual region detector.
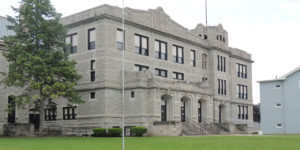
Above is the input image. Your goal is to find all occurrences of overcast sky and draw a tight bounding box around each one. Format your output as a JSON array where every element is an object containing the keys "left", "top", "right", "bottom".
[{"left": 1, "top": 0, "right": 300, "bottom": 104}]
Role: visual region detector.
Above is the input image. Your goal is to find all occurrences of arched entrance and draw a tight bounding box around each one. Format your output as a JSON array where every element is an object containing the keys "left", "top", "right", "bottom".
[
  {"left": 181, "top": 96, "right": 191, "bottom": 122},
  {"left": 218, "top": 104, "right": 225, "bottom": 123},
  {"left": 198, "top": 99, "right": 208, "bottom": 123},
  {"left": 161, "top": 94, "right": 173, "bottom": 121}
]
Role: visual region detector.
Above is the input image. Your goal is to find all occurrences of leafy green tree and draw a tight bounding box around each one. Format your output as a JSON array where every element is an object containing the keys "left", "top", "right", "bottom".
[{"left": 1, "top": 0, "right": 84, "bottom": 136}]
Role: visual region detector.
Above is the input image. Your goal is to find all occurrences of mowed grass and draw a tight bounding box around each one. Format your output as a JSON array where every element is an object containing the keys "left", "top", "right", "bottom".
[{"left": 0, "top": 135, "right": 300, "bottom": 150}]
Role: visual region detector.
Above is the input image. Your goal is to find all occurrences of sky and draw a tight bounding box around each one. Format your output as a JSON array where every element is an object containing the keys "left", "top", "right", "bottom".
[{"left": 1, "top": 0, "right": 300, "bottom": 104}]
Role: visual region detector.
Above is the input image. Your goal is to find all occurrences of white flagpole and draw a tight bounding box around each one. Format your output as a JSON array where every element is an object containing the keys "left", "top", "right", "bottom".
[
  {"left": 205, "top": 0, "right": 208, "bottom": 27},
  {"left": 121, "top": 0, "right": 125, "bottom": 149}
]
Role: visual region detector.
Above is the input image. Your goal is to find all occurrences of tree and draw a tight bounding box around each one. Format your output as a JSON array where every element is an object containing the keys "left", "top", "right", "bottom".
[{"left": 1, "top": 0, "right": 84, "bottom": 136}]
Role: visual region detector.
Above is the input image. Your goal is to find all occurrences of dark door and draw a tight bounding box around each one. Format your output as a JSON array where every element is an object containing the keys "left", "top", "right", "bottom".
[
  {"left": 161, "top": 105, "right": 166, "bottom": 121},
  {"left": 219, "top": 106, "right": 222, "bottom": 123},
  {"left": 7, "top": 96, "right": 15, "bottom": 123},
  {"left": 181, "top": 101, "right": 185, "bottom": 122},
  {"left": 29, "top": 114, "right": 40, "bottom": 130},
  {"left": 198, "top": 102, "right": 202, "bottom": 123}
]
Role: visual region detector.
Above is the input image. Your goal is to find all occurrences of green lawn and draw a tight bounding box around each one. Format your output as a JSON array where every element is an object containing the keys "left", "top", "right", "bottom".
[{"left": 0, "top": 135, "right": 300, "bottom": 150}]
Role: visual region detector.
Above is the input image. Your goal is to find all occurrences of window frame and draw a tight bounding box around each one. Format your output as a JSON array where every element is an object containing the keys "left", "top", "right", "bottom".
[
  {"left": 172, "top": 45, "right": 184, "bottom": 64},
  {"left": 117, "top": 28, "right": 125, "bottom": 50},
  {"left": 173, "top": 72, "right": 184, "bottom": 80},
  {"left": 134, "top": 64, "right": 149, "bottom": 72},
  {"left": 154, "top": 40, "right": 167, "bottom": 60},
  {"left": 155, "top": 68, "right": 168, "bottom": 78},
  {"left": 202, "top": 53, "right": 207, "bottom": 69},
  {"left": 44, "top": 108, "right": 57, "bottom": 121},
  {"left": 91, "top": 60, "right": 95, "bottom": 82},
  {"left": 190, "top": 50, "right": 196, "bottom": 67},
  {"left": 63, "top": 106, "right": 77, "bottom": 120},
  {"left": 65, "top": 33, "right": 78, "bottom": 54},
  {"left": 88, "top": 28, "right": 95, "bottom": 50},
  {"left": 237, "top": 84, "right": 248, "bottom": 99},
  {"left": 134, "top": 34, "right": 149, "bottom": 56}
]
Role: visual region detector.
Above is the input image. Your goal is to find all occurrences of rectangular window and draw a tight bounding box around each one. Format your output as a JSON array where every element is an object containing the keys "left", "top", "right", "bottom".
[
  {"left": 88, "top": 28, "right": 95, "bottom": 50},
  {"left": 173, "top": 72, "right": 184, "bottom": 80},
  {"left": 173, "top": 45, "right": 184, "bottom": 64},
  {"left": 237, "top": 63, "right": 247, "bottom": 78},
  {"left": 155, "top": 40, "right": 167, "bottom": 60},
  {"left": 275, "top": 103, "right": 282, "bottom": 108},
  {"left": 63, "top": 106, "right": 77, "bottom": 120},
  {"left": 217, "top": 55, "right": 226, "bottom": 72},
  {"left": 155, "top": 68, "right": 167, "bottom": 78},
  {"left": 190, "top": 50, "right": 196, "bottom": 66},
  {"left": 276, "top": 123, "right": 282, "bottom": 128},
  {"left": 242, "top": 106, "right": 245, "bottom": 119},
  {"left": 202, "top": 54, "right": 207, "bottom": 69},
  {"left": 134, "top": 64, "right": 149, "bottom": 72},
  {"left": 134, "top": 34, "right": 148, "bottom": 56},
  {"left": 91, "top": 60, "right": 95, "bottom": 82},
  {"left": 245, "top": 106, "right": 248, "bottom": 120},
  {"left": 91, "top": 92, "right": 95, "bottom": 99},
  {"left": 65, "top": 33, "right": 78, "bottom": 54},
  {"left": 218, "top": 79, "right": 226, "bottom": 95},
  {"left": 44, "top": 108, "right": 57, "bottom": 121},
  {"left": 237, "top": 84, "right": 248, "bottom": 99},
  {"left": 238, "top": 105, "right": 241, "bottom": 119},
  {"left": 117, "top": 29, "right": 124, "bottom": 50},
  {"left": 275, "top": 84, "right": 281, "bottom": 89},
  {"left": 131, "top": 91, "right": 135, "bottom": 98}
]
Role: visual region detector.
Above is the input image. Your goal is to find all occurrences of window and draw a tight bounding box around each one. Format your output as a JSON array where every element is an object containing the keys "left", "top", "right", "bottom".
[
  {"left": 276, "top": 123, "right": 282, "bottom": 128},
  {"left": 217, "top": 55, "right": 226, "bottom": 72},
  {"left": 237, "top": 63, "right": 247, "bottom": 78},
  {"left": 275, "top": 103, "right": 282, "bottom": 108},
  {"left": 117, "top": 29, "right": 124, "bottom": 50},
  {"left": 190, "top": 50, "right": 196, "bottom": 66},
  {"left": 204, "top": 35, "right": 208, "bottom": 39},
  {"left": 238, "top": 105, "right": 248, "bottom": 120},
  {"left": 65, "top": 33, "right": 77, "bottom": 54},
  {"left": 45, "top": 108, "right": 57, "bottom": 121},
  {"left": 275, "top": 84, "right": 280, "bottom": 89},
  {"left": 63, "top": 106, "right": 77, "bottom": 120},
  {"left": 202, "top": 77, "right": 208, "bottom": 83},
  {"left": 218, "top": 79, "right": 226, "bottom": 95},
  {"left": 202, "top": 54, "right": 207, "bottom": 69},
  {"left": 91, "top": 60, "right": 95, "bottom": 82},
  {"left": 134, "top": 64, "right": 149, "bottom": 72},
  {"left": 237, "top": 84, "right": 248, "bottom": 99},
  {"left": 134, "top": 34, "right": 148, "bottom": 56},
  {"left": 173, "top": 72, "right": 184, "bottom": 80},
  {"left": 155, "top": 40, "right": 167, "bottom": 60},
  {"left": 155, "top": 68, "right": 167, "bottom": 78},
  {"left": 173, "top": 45, "right": 184, "bottom": 64},
  {"left": 238, "top": 105, "right": 241, "bottom": 119},
  {"left": 91, "top": 92, "right": 95, "bottom": 99},
  {"left": 88, "top": 28, "right": 95, "bottom": 50},
  {"left": 131, "top": 91, "right": 135, "bottom": 98}
]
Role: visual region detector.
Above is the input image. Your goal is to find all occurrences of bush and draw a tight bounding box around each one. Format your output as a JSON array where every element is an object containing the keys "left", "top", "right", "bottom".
[
  {"left": 108, "top": 128, "right": 122, "bottom": 137},
  {"left": 93, "top": 128, "right": 106, "bottom": 136},
  {"left": 131, "top": 127, "right": 147, "bottom": 136}
]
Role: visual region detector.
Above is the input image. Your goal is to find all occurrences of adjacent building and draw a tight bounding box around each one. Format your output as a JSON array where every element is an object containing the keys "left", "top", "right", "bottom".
[
  {"left": 0, "top": 5, "right": 254, "bottom": 136},
  {"left": 259, "top": 67, "right": 300, "bottom": 134}
]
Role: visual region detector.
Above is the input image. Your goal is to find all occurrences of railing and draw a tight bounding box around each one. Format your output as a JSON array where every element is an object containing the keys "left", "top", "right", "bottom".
[{"left": 184, "top": 117, "right": 225, "bottom": 135}]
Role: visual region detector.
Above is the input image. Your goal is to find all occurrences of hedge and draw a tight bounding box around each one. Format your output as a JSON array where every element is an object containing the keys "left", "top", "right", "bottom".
[
  {"left": 108, "top": 128, "right": 122, "bottom": 137},
  {"left": 93, "top": 128, "right": 106, "bottom": 136},
  {"left": 131, "top": 127, "right": 147, "bottom": 136}
]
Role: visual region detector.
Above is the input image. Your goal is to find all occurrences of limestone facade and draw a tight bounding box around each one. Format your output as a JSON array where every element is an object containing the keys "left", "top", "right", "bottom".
[{"left": 0, "top": 5, "right": 254, "bottom": 136}]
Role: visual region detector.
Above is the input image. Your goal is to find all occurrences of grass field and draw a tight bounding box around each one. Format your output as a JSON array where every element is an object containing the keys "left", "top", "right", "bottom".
[{"left": 0, "top": 135, "right": 300, "bottom": 150}]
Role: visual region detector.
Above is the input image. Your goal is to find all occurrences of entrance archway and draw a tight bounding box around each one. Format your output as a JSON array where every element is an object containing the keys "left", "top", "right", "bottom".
[
  {"left": 161, "top": 94, "right": 173, "bottom": 121},
  {"left": 180, "top": 96, "right": 191, "bottom": 122},
  {"left": 198, "top": 98, "right": 208, "bottom": 123},
  {"left": 218, "top": 104, "right": 226, "bottom": 123}
]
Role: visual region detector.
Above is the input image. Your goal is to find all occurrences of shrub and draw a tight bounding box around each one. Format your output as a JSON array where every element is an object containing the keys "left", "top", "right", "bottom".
[
  {"left": 108, "top": 128, "right": 122, "bottom": 137},
  {"left": 131, "top": 127, "right": 147, "bottom": 136},
  {"left": 93, "top": 128, "right": 106, "bottom": 136}
]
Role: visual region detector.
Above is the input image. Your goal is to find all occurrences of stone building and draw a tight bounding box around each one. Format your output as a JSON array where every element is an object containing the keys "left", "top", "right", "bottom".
[{"left": 0, "top": 5, "right": 254, "bottom": 136}]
